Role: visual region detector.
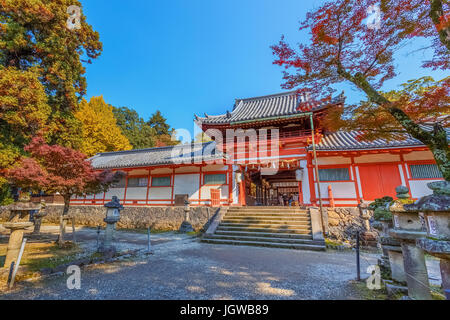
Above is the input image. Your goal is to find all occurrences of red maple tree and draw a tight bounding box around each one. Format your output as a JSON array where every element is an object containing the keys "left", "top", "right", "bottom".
[
  {"left": 271, "top": 0, "right": 450, "bottom": 180},
  {"left": 5, "top": 137, "right": 123, "bottom": 245}
]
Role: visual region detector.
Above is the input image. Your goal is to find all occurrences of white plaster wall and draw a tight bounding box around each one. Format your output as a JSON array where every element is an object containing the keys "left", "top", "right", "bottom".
[
  {"left": 232, "top": 165, "right": 239, "bottom": 204},
  {"left": 409, "top": 180, "right": 440, "bottom": 198},
  {"left": 173, "top": 174, "right": 200, "bottom": 200},
  {"left": 354, "top": 154, "right": 400, "bottom": 163},
  {"left": 94, "top": 192, "right": 104, "bottom": 199},
  {"left": 105, "top": 188, "right": 125, "bottom": 200},
  {"left": 149, "top": 200, "right": 171, "bottom": 205},
  {"left": 148, "top": 187, "right": 171, "bottom": 200},
  {"left": 201, "top": 185, "right": 229, "bottom": 199},
  {"left": 398, "top": 164, "right": 406, "bottom": 186},
  {"left": 316, "top": 182, "right": 357, "bottom": 199},
  {"left": 300, "top": 160, "right": 311, "bottom": 204},
  {"left": 126, "top": 187, "right": 147, "bottom": 200}
]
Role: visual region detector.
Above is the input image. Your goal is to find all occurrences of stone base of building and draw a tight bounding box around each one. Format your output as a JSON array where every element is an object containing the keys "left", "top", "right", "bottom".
[{"left": 1, "top": 204, "right": 219, "bottom": 232}]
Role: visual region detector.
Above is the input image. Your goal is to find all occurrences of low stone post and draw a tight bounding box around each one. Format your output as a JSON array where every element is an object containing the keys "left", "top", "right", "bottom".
[
  {"left": 358, "top": 200, "right": 378, "bottom": 247},
  {"left": 179, "top": 200, "right": 194, "bottom": 233},
  {"left": 389, "top": 186, "right": 431, "bottom": 300},
  {"left": 99, "top": 196, "right": 123, "bottom": 254},
  {"left": 3, "top": 222, "right": 33, "bottom": 269},
  {"left": 3, "top": 196, "right": 39, "bottom": 268},
  {"left": 371, "top": 197, "right": 404, "bottom": 282},
  {"left": 405, "top": 181, "right": 450, "bottom": 300},
  {"left": 32, "top": 200, "right": 47, "bottom": 234}
]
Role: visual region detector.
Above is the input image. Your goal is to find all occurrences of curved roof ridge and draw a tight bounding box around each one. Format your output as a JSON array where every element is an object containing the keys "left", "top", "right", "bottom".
[
  {"left": 236, "top": 90, "right": 298, "bottom": 102},
  {"left": 95, "top": 141, "right": 216, "bottom": 156}
]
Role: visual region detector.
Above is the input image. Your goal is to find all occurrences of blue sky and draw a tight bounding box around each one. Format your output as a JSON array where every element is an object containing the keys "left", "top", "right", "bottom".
[{"left": 82, "top": 0, "right": 447, "bottom": 138}]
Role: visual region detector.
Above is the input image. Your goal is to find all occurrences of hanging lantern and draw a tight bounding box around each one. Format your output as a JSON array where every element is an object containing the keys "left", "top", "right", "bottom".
[{"left": 236, "top": 172, "right": 242, "bottom": 184}]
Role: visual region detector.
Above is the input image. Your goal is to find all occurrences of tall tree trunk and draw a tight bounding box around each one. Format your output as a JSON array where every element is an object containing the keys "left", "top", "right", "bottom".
[
  {"left": 58, "top": 194, "right": 71, "bottom": 247},
  {"left": 429, "top": 0, "right": 450, "bottom": 50}
]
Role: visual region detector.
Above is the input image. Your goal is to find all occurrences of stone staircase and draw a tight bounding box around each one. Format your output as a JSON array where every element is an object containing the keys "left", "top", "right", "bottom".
[{"left": 202, "top": 207, "right": 326, "bottom": 251}]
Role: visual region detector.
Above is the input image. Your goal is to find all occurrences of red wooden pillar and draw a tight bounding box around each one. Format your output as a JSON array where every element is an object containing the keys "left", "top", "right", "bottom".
[
  {"left": 123, "top": 170, "right": 129, "bottom": 204},
  {"left": 298, "top": 182, "right": 303, "bottom": 205},
  {"left": 170, "top": 167, "right": 175, "bottom": 206},
  {"left": 198, "top": 165, "right": 203, "bottom": 206},
  {"left": 239, "top": 179, "right": 246, "bottom": 206},
  {"left": 328, "top": 185, "right": 335, "bottom": 208},
  {"left": 146, "top": 168, "right": 151, "bottom": 205},
  {"left": 307, "top": 153, "right": 316, "bottom": 205}
]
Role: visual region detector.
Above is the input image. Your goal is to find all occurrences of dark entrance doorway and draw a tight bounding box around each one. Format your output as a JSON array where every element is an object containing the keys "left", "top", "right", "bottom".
[{"left": 245, "top": 169, "right": 302, "bottom": 206}]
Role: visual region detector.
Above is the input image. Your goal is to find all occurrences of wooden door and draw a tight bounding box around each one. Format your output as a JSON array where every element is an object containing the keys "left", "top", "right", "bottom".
[
  {"left": 359, "top": 164, "right": 402, "bottom": 201},
  {"left": 210, "top": 189, "right": 221, "bottom": 207}
]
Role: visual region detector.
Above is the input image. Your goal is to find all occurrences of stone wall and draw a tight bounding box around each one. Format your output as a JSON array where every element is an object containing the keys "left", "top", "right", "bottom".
[
  {"left": 0, "top": 205, "right": 219, "bottom": 232},
  {"left": 324, "top": 207, "right": 377, "bottom": 243},
  {"left": 0, "top": 204, "right": 378, "bottom": 240}
]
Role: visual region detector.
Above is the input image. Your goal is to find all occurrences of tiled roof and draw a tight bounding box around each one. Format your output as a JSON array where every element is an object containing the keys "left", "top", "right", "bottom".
[
  {"left": 314, "top": 128, "right": 450, "bottom": 151},
  {"left": 195, "top": 91, "right": 345, "bottom": 125},
  {"left": 89, "top": 142, "right": 226, "bottom": 169}
]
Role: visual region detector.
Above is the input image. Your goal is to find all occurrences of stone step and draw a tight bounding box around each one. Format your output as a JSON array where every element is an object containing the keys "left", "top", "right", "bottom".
[
  {"left": 225, "top": 213, "right": 309, "bottom": 218},
  {"left": 223, "top": 216, "right": 310, "bottom": 222},
  {"left": 214, "top": 230, "right": 313, "bottom": 239},
  {"left": 227, "top": 208, "right": 307, "bottom": 213},
  {"left": 216, "top": 226, "right": 312, "bottom": 234},
  {"left": 201, "top": 238, "right": 326, "bottom": 251},
  {"left": 228, "top": 206, "right": 308, "bottom": 211},
  {"left": 219, "top": 222, "right": 311, "bottom": 229},
  {"left": 220, "top": 221, "right": 311, "bottom": 228},
  {"left": 203, "top": 234, "right": 323, "bottom": 245}
]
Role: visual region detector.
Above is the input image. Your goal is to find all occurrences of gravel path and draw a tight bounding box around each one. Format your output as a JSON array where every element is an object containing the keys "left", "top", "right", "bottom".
[
  {"left": 0, "top": 225, "right": 443, "bottom": 300},
  {"left": 1, "top": 238, "right": 384, "bottom": 300}
]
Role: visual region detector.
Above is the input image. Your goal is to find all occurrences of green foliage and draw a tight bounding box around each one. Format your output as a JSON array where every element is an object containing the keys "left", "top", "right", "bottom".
[
  {"left": 147, "top": 110, "right": 178, "bottom": 147},
  {"left": 0, "top": 179, "right": 13, "bottom": 205},
  {"left": 113, "top": 107, "right": 178, "bottom": 149},
  {"left": 112, "top": 106, "right": 156, "bottom": 149},
  {"left": 369, "top": 196, "right": 394, "bottom": 221},
  {"left": 147, "top": 110, "right": 171, "bottom": 136}
]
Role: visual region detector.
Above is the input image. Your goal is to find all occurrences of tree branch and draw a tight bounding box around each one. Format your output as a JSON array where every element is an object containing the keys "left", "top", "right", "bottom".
[{"left": 430, "top": 0, "right": 450, "bottom": 51}]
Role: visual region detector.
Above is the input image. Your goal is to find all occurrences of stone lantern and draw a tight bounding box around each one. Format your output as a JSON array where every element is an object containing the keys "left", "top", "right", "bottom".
[
  {"left": 358, "top": 200, "right": 378, "bottom": 247},
  {"left": 370, "top": 197, "right": 404, "bottom": 282},
  {"left": 99, "top": 196, "right": 123, "bottom": 254},
  {"left": 389, "top": 186, "right": 431, "bottom": 300},
  {"left": 2, "top": 193, "right": 41, "bottom": 268},
  {"left": 179, "top": 200, "right": 194, "bottom": 233},
  {"left": 405, "top": 181, "right": 450, "bottom": 300}
]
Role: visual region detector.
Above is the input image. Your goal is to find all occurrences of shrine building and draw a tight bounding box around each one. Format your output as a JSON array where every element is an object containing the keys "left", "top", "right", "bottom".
[{"left": 71, "top": 91, "right": 447, "bottom": 208}]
